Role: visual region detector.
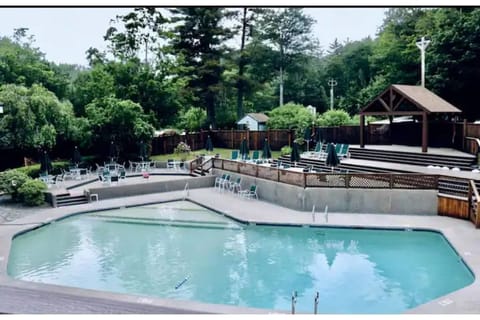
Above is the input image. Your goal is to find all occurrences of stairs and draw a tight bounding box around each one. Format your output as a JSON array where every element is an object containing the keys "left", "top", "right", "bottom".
[
  {"left": 349, "top": 147, "right": 476, "bottom": 170},
  {"left": 55, "top": 192, "right": 89, "bottom": 207}
]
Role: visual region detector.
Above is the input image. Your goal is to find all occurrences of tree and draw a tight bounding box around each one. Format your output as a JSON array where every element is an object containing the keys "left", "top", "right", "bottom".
[
  {"left": 177, "top": 107, "right": 207, "bottom": 132},
  {"left": 169, "top": 8, "right": 235, "bottom": 128},
  {"left": 266, "top": 102, "right": 315, "bottom": 134},
  {"left": 0, "top": 84, "right": 79, "bottom": 152},
  {"left": 255, "top": 8, "right": 317, "bottom": 106},
  {"left": 104, "top": 7, "right": 167, "bottom": 64},
  {"left": 84, "top": 96, "right": 155, "bottom": 156}
]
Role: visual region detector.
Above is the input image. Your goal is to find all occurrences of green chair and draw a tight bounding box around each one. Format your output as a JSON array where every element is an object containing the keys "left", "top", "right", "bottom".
[
  {"left": 339, "top": 144, "right": 350, "bottom": 158},
  {"left": 335, "top": 143, "right": 343, "bottom": 155},
  {"left": 252, "top": 150, "right": 260, "bottom": 161},
  {"left": 231, "top": 150, "right": 239, "bottom": 160},
  {"left": 239, "top": 185, "right": 258, "bottom": 200}
]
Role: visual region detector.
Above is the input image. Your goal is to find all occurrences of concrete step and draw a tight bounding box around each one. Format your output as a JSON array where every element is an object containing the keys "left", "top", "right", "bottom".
[{"left": 55, "top": 194, "right": 88, "bottom": 207}]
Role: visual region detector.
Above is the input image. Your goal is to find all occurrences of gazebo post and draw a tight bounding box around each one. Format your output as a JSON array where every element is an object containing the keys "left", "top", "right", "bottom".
[
  {"left": 422, "top": 112, "right": 428, "bottom": 152},
  {"left": 360, "top": 114, "right": 365, "bottom": 148}
]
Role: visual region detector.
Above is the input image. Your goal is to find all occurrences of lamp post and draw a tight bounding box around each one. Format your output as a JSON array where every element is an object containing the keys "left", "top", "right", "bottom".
[
  {"left": 328, "top": 78, "right": 337, "bottom": 110},
  {"left": 416, "top": 36, "right": 431, "bottom": 87}
]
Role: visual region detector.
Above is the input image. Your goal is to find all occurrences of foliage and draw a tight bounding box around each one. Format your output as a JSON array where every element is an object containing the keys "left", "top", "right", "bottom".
[
  {"left": 173, "top": 141, "right": 191, "bottom": 160},
  {"left": 0, "top": 169, "right": 30, "bottom": 201},
  {"left": 0, "top": 84, "right": 79, "bottom": 151},
  {"left": 177, "top": 107, "right": 207, "bottom": 132},
  {"left": 267, "top": 102, "right": 315, "bottom": 134},
  {"left": 85, "top": 96, "right": 155, "bottom": 157},
  {"left": 16, "top": 161, "right": 69, "bottom": 178},
  {"left": 17, "top": 179, "right": 46, "bottom": 206},
  {"left": 280, "top": 145, "right": 292, "bottom": 156},
  {"left": 169, "top": 8, "right": 236, "bottom": 128},
  {"left": 317, "top": 109, "right": 352, "bottom": 127}
]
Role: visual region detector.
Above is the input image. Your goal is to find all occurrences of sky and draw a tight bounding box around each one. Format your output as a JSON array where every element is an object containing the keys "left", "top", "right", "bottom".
[{"left": 0, "top": 7, "right": 387, "bottom": 66}]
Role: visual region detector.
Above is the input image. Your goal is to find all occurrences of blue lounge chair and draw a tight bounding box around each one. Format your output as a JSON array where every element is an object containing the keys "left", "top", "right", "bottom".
[{"left": 231, "top": 150, "right": 239, "bottom": 160}]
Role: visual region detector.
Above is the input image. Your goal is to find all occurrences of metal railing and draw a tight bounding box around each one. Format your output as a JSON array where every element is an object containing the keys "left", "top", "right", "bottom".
[{"left": 468, "top": 180, "right": 480, "bottom": 228}]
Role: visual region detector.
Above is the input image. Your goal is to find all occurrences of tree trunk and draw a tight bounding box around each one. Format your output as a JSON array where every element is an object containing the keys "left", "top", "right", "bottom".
[{"left": 236, "top": 8, "right": 248, "bottom": 120}]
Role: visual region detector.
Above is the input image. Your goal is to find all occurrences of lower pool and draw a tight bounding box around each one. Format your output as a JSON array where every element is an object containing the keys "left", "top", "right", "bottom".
[{"left": 7, "top": 201, "right": 474, "bottom": 313}]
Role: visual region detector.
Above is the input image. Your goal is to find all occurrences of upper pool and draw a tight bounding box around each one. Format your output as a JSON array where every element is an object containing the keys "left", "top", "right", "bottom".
[{"left": 7, "top": 201, "right": 474, "bottom": 313}]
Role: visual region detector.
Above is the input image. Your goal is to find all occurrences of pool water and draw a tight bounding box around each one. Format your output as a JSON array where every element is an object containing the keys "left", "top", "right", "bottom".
[{"left": 7, "top": 201, "right": 474, "bottom": 313}]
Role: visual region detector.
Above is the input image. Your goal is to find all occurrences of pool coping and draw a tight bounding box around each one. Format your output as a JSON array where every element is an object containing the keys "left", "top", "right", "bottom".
[{"left": 1, "top": 188, "right": 480, "bottom": 314}]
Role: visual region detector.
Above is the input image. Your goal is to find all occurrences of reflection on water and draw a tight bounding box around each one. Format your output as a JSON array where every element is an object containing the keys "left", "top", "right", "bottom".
[{"left": 7, "top": 202, "right": 474, "bottom": 314}]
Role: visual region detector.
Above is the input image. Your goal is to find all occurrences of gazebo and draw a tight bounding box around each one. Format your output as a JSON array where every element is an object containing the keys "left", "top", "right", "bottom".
[{"left": 359, "top": 84, "right": 462, "bottom": 152}]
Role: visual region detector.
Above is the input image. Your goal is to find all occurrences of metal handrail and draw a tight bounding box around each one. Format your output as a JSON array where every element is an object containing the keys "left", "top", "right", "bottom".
[{"left": 469, "top": 180, "right": 480, "bottom": 228}]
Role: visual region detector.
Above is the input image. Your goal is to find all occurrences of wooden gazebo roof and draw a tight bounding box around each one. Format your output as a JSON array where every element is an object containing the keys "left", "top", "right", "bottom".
[
  {"left": 360, "top": 84, "right": 461, "bottom": 116},
  {"left": 358, "top": 84, "right": 462, "bottom": 153}
]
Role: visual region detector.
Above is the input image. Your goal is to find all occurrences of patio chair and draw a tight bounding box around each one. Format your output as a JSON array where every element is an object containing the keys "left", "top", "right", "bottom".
[
  {"left": 231, "top": 150, "right": 239, "bottom": 160},
  {"left": 335, "top": 143, "right": 343, "bottom": 156},
  {"left": 219, "top": 174, "right": 231, "bottom": 191},
  {"left": 119, "top": 169, "right": 126, "bottom": 181},
  {"left": 251, "top": 150, "right": 260, "bottom": 161},
  {"left": 61, "top": 168, "right": 74, "bottom": 180},
  {"left": 214, "top": 174, "right": 227, "bottom": 189},
  {"left": 229, "top": 176, "right": 242, "bottom": 194},
  {"left": 239, "top": 185, "right": 258, "bottom": 200},
  {"left": 338, "top": 144, "right": 350, "bottom": 158},
  {"left": 167, "top": 159, "right": 175, "bottom": 169}
]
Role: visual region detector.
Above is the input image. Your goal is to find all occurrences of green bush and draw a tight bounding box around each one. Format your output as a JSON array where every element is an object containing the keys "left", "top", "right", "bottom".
[
  {"left": 0, "top": 169, "right": 30, "bottom": 201},
  {"left": 18, "top": 179, "right": 47, "bottom": 206},
  {"left": 317, "top": 109, "right": 352, "bottom": 127},
  {"left": 280, "top": 145, "right": 292, "bottom": 156},
  {"left": 16, "top": 161, "right": 70, "bottom": 178}
]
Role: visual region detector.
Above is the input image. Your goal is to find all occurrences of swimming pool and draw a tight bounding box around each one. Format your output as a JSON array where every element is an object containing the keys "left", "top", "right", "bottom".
[{"left": 7, "top": 201, "right": 474, "bottom": 313}]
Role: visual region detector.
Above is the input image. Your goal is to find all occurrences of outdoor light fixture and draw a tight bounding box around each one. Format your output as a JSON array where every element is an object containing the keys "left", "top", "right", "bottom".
[
  {"left": 328, "top": 78, "right": 337, "bottom": 110},
  {"left": 0, "top": 102, "right": 4, "bottom": 114},
  {"left": 416, "top": 36, "right": 431, "bottom": 87}
]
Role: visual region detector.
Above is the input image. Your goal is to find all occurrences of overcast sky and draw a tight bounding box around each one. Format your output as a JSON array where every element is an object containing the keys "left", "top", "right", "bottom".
[{"left": 0, "top": 7, "right": 387, "bottom": 66}]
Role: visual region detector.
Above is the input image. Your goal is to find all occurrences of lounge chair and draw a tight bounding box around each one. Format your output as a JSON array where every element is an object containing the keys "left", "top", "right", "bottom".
[
  {"left": 231, "top": 150, "right": 239, "bottom": 160},
  {"left": 239, "top": 185, "right": 258, "bottom": 200},
  {"left": 119, "top": 169, "right": 126, "bottom": 181},
  {"left": 338, "top": 144, "right": 350, "bottom": 158},
  {"left": 335, "top": 143, "right": 343, "bottom": 155},
  {"left": 167, "top": 159, "right": 175, "bottom": 169}
]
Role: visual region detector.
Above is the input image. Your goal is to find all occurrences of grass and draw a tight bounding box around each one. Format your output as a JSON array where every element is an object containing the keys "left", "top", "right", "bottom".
[{"left": 150, "top": 148, "right": 282, "bottom": 162}]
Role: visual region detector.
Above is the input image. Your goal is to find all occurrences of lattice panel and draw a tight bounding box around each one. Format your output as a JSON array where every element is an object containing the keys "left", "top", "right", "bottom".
[
  {"left": 238, "top": 162, "right": 258, "bottom": 176},
  {"left": 392, "top": 174, "right": 437, "bottom": 189},
  {"left": 348, "top": 174, "right": 390, "bottom": 188},
  {"left": 278, "top": 170, "right": 304, "bottom": 187},
  {"left": 257, "top": 166, "right": 279, "bottom": 181},
  {"left": 305, "top": 173, "right": 330, "bottom": 187},
  {"left": 212, "top": 158, "right": 223, "bottom": 169},
  {"left": 223, "top": 160, "right": 239, "bottom": 172}
]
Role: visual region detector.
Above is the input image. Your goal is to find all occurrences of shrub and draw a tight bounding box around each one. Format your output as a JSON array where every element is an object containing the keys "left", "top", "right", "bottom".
[
  {"left": 174, "top": 141, "right": 191, "bottom": 161},
  {"left": 18, "top": 179, "right": 47, "bottom": 206},
  {"left": 280, "top": 145, "right": 292, "bottom": 156},
  {"left": 0, "top": 169, "right": 30, "bottom": 201},
  {"left": 17, "top": 161, "right": 70, "bottom": 178},
  {"left": 317, "top": 109, "right": 352, "bottom": 127}
]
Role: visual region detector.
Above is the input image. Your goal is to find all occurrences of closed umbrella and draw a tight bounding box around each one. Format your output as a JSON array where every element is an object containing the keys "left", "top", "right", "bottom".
[
  {"left": 205, "top": 135, "right": 213, "bottom": 153},
  {"left": 40, "top": 150, "right": 52, "bottom": 174},
  {"left": 240, "top": 138, "right": 249, "bottom": 160},
  {"left": 325, "top": 143, "right": 340, "bottom": 172},
  {"left": 73, "top": 146, "right": 82, "bottom": 167},
  {"left": 261, "top": 138, "right": 272, "bottom": 159},
  {"left": 139, "top": 141, "right": 148, "bottom": 161},
  {"left": 290, "top": 142, "right": 300, "bottom": 166},
  {"left": 304, "top": 127, "right": 312, "bottom": 152}
]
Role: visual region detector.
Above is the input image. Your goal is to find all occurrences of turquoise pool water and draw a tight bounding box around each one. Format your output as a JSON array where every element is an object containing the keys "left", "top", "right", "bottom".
[{"left": 7, "top": 201, "right": 474, "bottom": 313}]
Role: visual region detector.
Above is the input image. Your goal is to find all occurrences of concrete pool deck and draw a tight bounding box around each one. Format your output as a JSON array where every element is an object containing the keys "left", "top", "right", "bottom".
[{"left": 0, "top": 187, "right": 480, "bottom": 313}]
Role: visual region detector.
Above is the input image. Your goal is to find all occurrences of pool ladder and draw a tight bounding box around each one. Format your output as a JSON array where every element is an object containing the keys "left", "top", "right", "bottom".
[{"left": 291, "top": 291, "right": 320, "bottom": 314}]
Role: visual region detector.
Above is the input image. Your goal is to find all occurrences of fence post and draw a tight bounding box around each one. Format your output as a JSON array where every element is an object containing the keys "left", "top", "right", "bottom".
[
  {"left": 303, "top": 173, "right": 307, "bottom": 188},
  {"left": 389, "top": 174, "right": 394, "bottom": 188},
  {"left": 463, "top": 119, "right": 467, "bottom": 151}
]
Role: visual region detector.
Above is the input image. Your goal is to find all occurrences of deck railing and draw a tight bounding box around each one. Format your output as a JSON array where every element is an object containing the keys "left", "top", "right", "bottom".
[
  {"left": 468, "top": 180, "right": 480, "bottom": 228},
  {"left": 212, "top": 158, "right": 439, "bottom": 190}
]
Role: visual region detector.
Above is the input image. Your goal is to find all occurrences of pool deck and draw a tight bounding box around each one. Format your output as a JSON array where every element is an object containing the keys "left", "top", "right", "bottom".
[{"left": 1, "top": 187, "right": 480, "bottom": 313}]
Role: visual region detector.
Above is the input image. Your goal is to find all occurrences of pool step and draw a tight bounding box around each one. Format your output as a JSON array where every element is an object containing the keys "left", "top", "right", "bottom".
[{"left": 55, "top": 193, "right": 89, "bottom": 207}]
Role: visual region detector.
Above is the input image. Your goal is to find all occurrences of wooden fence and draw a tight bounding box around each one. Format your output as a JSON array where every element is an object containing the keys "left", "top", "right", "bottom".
[
  {"left": 149, "top": 121, "right": 480, "bottom": 156},
  {"left": 212, "top": 158, "right": 439, "bottom": 190}
]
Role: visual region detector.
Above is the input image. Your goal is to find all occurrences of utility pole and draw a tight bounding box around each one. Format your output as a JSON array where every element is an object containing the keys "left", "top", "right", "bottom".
[
  {"left": 416, "top": 36, "right": 431, "bottom": 87},
  {"left": 328, "top": 78, "right": 337, "bottom": 110}
]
